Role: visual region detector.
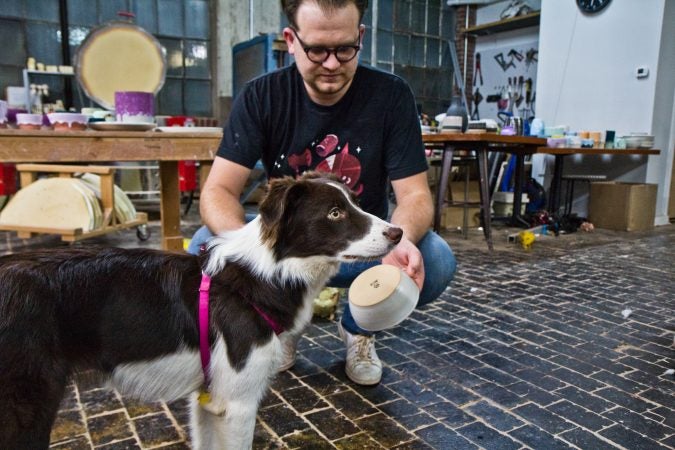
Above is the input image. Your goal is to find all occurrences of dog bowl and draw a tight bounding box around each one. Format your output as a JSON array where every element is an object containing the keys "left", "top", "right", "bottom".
[
  {"left": 47, "top": 113, "right": 88, "bottom": 131},
  {"left": 348, "top": 264, "right": 420, "bottom": 331}
]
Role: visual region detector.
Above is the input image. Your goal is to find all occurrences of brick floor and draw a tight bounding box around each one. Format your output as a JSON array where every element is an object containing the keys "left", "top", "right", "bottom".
[{"left": 1, "top": 209, "right": 673, "bottom": 449}]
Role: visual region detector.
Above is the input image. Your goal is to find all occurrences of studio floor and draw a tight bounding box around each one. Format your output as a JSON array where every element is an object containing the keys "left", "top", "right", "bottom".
[{"left": 1, "top": 202, "right": 673, "bottom": 450}]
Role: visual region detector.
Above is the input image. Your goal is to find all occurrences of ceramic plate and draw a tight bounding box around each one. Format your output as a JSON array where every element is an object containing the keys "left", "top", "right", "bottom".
[
  {"left": 75, "top": 22, "right": 166, "bottom": 110},
  {"left": 89, "top": 122, "right": 156, "bottom": 131},
  {"left": 155, "top": 126, "right": 222, "bottom": 133}
]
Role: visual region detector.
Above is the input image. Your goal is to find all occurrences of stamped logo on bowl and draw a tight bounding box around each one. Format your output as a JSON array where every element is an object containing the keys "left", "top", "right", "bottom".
[{"left": 349, "top": 265, "right": 401, "bottom": 307}]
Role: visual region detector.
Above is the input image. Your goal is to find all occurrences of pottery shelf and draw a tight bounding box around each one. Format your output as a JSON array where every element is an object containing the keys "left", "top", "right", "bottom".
[
  {"left": 0, "top": 164, "right": 148, "bottom": 242},
  {"left": 461, "top": 11, "right": 540, "bottom": 36}
]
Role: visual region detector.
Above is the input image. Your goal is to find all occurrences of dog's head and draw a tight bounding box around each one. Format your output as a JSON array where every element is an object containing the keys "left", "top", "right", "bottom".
[{"left": 258, "top": 172, "right": 402, "bottom": 262}]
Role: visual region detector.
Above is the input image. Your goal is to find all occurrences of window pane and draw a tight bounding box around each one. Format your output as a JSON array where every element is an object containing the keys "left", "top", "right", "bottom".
[
  {"left": 0, "top": 19, "right": 26, "bottom": 67},
  {"left": 185, "top": 0, "right": 208, "bottom": 39},
  {"left": 360, "top": 29, "right": 371, "bottom": 63},
  {"left": 0, "top": 0, "right": 24, "bottom": 18},
  {"left": 185, "top": 40, "right": 209, "bottom": 79},
  {"left": 394, "top": 0, "right": 410, "bottom": 30},
  {"left": 26, "top": 0, "right": 59, "bottom": 22},
  {"left": 160, "top": 38, "right": 184, "bottom": 77},
  {"left": 157, "top": 0, "right": 184, "bottom": 36},
  {"left": 376, "top": 30, "right": 393, "bottom": 63},
  {"left": 184, "top": 79, "right": 211, "bottom": 117},
  {"left": 394, "top": 33, "right": 409, "bottom": 65},
  {"left": 132, "top": 0, "right": 158, "bottom": 34},
  {"left": 27, "top": 22, "right": 62, "bottom": 66},
  {"left": 426, "top": 38, "right": 439, "bottom": 68},
  {"left": 411, "top": 35, "right": 425, "bottom": 67},
  {"left": 441, "top": 7, "right": 454, "bottom": 37},
  {"left": 362, "top": 4, "right": 372, "bottom": 28},
  {"left": 98, "top": 0, "right": 129, "bottom": 23},
  {"left": 68, "top": 0, "right": 97, "bottom": 26},
  {"left": 157, "top": 78, "right": 183, "bottom": 115},
  {"left": 69, "top": 26, "right": 90, "bottom": 52},
  {"left": 428, "top": 1, "right": 440, "bottom": 35},
  {"left": 0, "top": 66, "right": 23, "bottom": 100},
  {"left": 412, "top": 0, "right": 426, "bottom": 34},
  {"left": 378, "top": 0, "right": 393, "bottom": 31}
]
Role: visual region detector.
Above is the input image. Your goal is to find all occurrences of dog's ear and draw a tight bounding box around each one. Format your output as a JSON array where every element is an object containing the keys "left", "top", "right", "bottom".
[
  {"left": 259, "top": 176, "right": 308, "bottom": 224},
  {"left": 301, "top": 170, "right": 340, "bottom": 184}
]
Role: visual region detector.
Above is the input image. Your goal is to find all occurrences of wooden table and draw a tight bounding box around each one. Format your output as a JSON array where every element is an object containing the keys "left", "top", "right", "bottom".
[
  {"left": 535, "top": 147, "right": 661, "bottom": 214},
  {"left": 0, "top": 129, "right": 222, "bottom": 251},
  {"left": 423, "top": 133, "right": 547, "bottom": 250}
]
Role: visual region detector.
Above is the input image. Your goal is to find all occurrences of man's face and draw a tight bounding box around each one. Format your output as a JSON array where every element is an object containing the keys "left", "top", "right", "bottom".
[{"left": 283, "top": 1, "right": 364, "bottom": 106}]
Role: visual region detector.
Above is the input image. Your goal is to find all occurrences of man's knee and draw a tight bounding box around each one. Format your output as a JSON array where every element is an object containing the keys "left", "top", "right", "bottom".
[
  {"left": 187, "top": 225, "right": 214, "bottom": 255},
  {"left": 418, "top": 231, "right": 456, "bottom": 305}
]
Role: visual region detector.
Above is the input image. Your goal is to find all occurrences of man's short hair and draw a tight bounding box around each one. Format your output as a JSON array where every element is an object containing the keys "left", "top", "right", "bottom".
[{"left": 281, "top": 0, "right": 369, "bottom": 30}]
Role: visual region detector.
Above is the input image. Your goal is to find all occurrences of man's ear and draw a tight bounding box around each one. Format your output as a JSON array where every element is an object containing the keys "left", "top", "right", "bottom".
[{"left": 282, "top": 27, "right": 296, "bottom": 56}]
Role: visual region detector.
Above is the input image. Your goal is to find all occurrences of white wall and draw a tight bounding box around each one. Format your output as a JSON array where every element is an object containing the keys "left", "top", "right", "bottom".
[{"left": 533, "top": 0, "right": 674, "bottom": 224}]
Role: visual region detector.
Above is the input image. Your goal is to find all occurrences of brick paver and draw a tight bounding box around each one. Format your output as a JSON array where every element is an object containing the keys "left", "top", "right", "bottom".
[{"left": 2, "top": 220, "right": 673, "bottom": 449}]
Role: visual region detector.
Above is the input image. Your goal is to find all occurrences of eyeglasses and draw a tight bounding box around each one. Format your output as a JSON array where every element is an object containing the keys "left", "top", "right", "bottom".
[{"left": 291, "top": 28, "right": 361, "bottom": 64}]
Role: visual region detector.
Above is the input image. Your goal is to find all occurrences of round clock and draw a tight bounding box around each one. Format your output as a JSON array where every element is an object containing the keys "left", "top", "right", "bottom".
[{"left": 577, "top": 0, "right": 612, "bottom": 14}]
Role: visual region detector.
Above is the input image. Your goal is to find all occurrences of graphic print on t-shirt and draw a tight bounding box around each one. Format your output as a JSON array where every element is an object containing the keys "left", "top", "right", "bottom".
[{"left": 286, "top": 133, "right": 363, "bottom": 195}]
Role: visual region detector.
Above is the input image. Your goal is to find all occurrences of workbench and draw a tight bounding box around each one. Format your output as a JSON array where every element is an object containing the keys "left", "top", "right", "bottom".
[{"left": 0, "top": 129, "right": 222, "bottom": 251}]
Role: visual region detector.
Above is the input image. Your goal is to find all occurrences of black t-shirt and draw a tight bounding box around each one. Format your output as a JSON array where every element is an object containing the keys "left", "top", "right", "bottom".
[{"left": 217, "top": 63, "right": 428, "bottom": 219}]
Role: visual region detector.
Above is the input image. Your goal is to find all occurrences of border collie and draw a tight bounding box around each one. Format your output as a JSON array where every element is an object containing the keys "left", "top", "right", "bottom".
[{"left": 0, "top": 172, "right": 402, "bottom": 449}]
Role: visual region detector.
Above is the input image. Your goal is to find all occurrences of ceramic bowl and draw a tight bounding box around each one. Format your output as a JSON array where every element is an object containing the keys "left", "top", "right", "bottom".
[
  {"left": 16, "top": 113, "right": 44, "bottom": 130},
  {"left": 348, "top": 264, "right": 420, "bottom": 331},
  {"left": 47, "top": 113, "right": 88, "bottom": 131}
]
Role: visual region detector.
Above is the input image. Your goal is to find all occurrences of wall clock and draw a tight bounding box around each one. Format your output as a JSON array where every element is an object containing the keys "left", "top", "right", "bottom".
[{"left": 577, "top": 0, "right": 612, "bottom": 14}]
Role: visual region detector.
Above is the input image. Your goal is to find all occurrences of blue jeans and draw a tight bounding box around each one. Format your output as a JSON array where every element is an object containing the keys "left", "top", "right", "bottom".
[{"left": 188, "top": 219, "right": 456, "bottom": 336}]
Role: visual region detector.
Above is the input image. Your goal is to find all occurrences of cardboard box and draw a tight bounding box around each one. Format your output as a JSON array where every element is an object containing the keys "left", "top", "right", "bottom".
[{"left": 589, "top": 182, "right": 657, "bottom": 231}]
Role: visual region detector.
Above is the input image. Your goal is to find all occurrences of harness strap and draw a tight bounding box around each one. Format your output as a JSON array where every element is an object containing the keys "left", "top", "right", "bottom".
[{"left": 198, "top": 273, "right": 211, "bottom": 385}]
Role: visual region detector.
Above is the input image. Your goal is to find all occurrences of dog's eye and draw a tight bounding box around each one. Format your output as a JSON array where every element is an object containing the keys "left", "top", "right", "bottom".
[{"left": 327, "top": 207, "right": 345, "bottom": 221}]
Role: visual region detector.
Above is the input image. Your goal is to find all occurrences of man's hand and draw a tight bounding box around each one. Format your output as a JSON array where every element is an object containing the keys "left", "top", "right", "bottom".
[{"left": 382, "top": 236, "right": 425, "bottom": 290}]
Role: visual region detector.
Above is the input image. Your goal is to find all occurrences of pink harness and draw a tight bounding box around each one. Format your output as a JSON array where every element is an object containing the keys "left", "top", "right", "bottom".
[{"left": 198, "top": 273, "right": 284, "bottom": 385}]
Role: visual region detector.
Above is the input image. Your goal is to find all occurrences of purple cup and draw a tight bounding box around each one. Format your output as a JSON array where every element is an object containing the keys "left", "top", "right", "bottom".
[{"left": 114, "top": 91, "right": 154, "bottom": 123}]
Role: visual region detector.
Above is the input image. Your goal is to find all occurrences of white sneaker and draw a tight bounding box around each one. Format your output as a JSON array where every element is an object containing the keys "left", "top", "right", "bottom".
[
  {"left": 337, "top": 322, "right": 382, "bottom": 385},
  {"left": 278, "top": 333, "right": 299, "bottom": 372}
]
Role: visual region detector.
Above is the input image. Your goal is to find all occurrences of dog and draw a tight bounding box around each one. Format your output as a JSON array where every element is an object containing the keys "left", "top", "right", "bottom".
[{"left": 0, "top": 172, "right": 402, "bottom": 449}]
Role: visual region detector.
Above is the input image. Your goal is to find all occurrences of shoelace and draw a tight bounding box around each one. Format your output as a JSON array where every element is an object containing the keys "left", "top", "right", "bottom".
[{"left": 353, "top": 335, "right": 374, "bottom": 362}]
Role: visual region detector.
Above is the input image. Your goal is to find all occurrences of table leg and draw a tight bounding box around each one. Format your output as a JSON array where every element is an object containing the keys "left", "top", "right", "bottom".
[
  {"left": 477, "top": 149, "right": 493, "bottom": 251},
  {"left": 548, "top": 155, "right": 565, "bottom": 214},
  {"left": 159, "top": 161, "right": 184, "bottom": 252},
  {"left": 509, "top": 153, "right": 530, "bottom": 227},
  {"left": 434, "top": 145, "right": 455, "bottom": 232}
]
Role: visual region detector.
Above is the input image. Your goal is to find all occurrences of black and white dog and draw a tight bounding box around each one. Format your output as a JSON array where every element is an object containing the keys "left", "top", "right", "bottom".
[{"left": 0, "top": 172, "right": 402, "bottom": 449}]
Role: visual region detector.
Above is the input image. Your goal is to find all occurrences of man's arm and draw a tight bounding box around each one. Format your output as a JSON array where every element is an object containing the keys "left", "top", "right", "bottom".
[
  {"left": 382, "top": 171, "right": 433, "bottom": 289},
  {"left": 199, "top": 156, "right": 253, "bottom": 233},
  {"left": 389, "top": 171, "right": 433, "bottom": 243}
]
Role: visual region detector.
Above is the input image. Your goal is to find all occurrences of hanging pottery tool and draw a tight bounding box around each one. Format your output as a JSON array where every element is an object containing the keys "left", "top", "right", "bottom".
[
  {"left": 525, "top": 48, "right": 538, "bottom": 71},
  {"left": 515, "top": 76, "right": 525, "bottom": 108},
  {"left": 471, "top": 88, "right": 483, "bottom": 120},
  {"left": 473, "top": 53, "right": 483, "bottom": 86}
]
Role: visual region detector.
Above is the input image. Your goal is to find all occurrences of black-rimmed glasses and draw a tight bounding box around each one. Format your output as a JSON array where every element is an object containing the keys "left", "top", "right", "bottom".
[{"left": 291, "top": 28, "right": 361, "bottom": 64}]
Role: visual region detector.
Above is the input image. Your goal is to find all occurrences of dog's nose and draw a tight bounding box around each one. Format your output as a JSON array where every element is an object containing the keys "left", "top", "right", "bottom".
[{"left": 384, "top": 227, "right": 403, "bottom": 244}]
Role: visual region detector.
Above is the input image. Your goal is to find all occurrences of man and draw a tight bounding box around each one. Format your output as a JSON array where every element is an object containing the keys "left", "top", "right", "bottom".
[{"left": 189, "top": 0, "right": 456, "bottom": 385}]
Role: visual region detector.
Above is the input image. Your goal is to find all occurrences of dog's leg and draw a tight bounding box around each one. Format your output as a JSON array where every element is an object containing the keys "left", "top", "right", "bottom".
[
  {"left": 0, "top": 362, "right": 68, "bottom": 450},
  {"left": 190, "top": 396, "right": 259, "bottom": 450},
  {"left": 190, "top": 395, "right": 228, "bottom": 450}
]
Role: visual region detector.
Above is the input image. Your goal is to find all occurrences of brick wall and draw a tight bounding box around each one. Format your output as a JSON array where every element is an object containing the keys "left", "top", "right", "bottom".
[{"left": 452, "top": 5, "right": 476, "bottom": 100}]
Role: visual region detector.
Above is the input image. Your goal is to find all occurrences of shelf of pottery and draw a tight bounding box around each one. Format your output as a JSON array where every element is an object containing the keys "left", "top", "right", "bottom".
[{"left": 0, "top": 164, "right": 149, "bottom": 242}]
